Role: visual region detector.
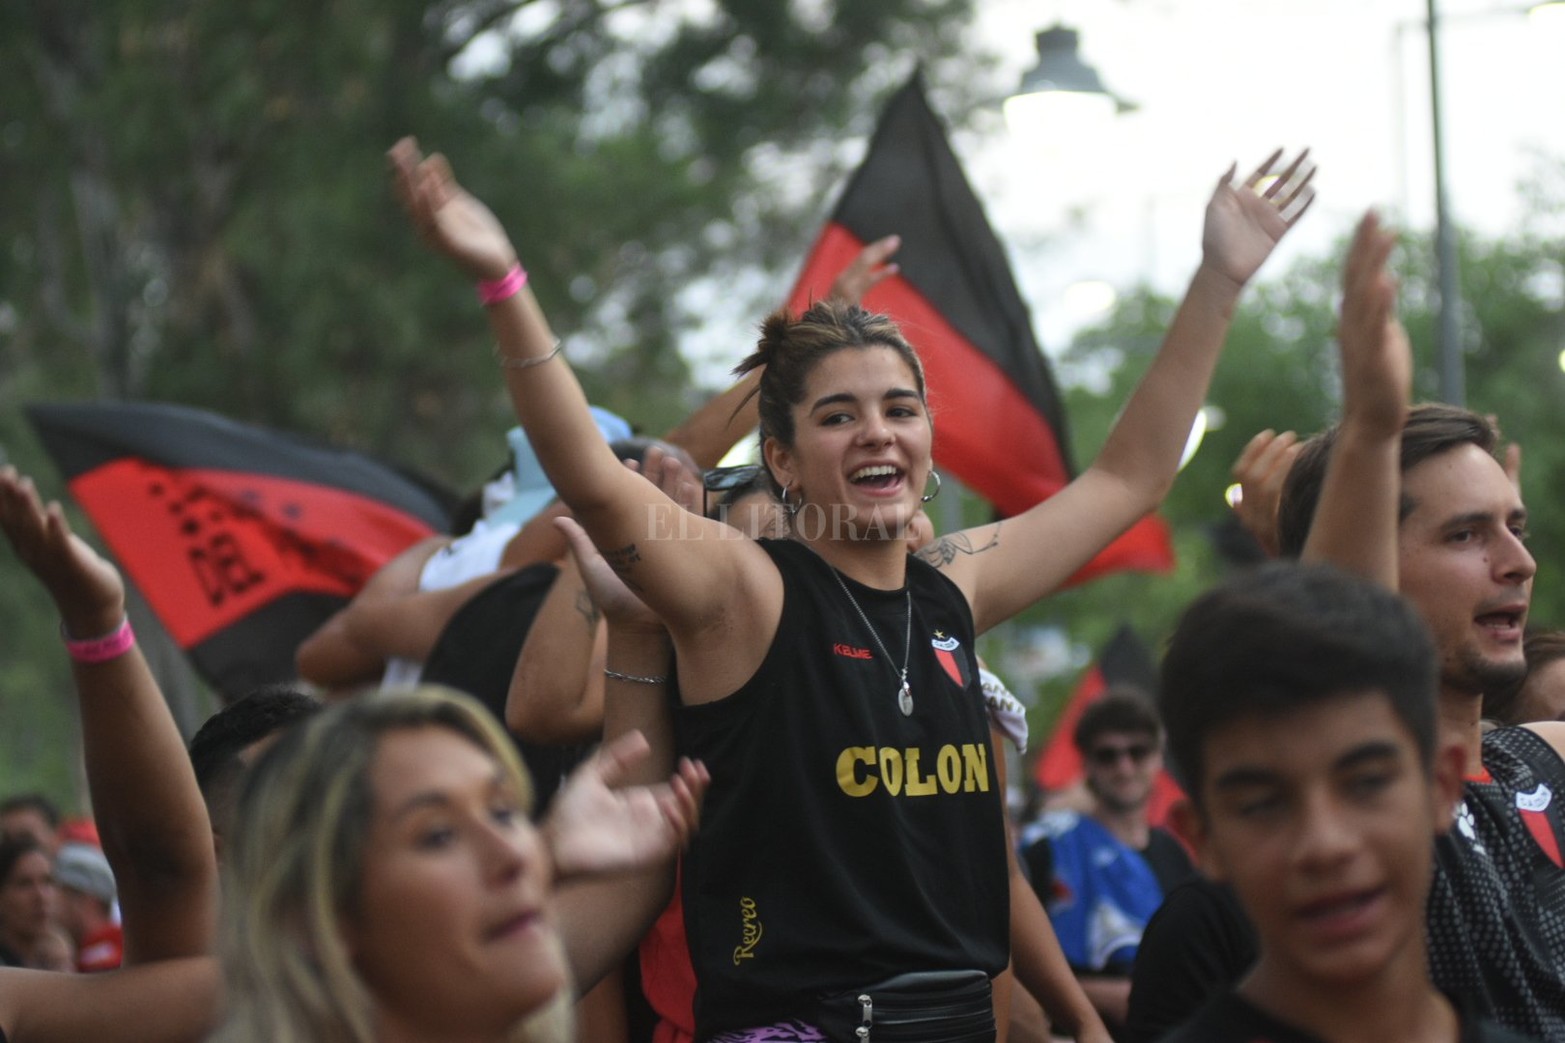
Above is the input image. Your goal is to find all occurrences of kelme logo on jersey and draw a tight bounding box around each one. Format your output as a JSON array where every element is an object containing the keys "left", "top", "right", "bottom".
[{"left": 931, "top": 630, "right": 970, "bottom": 688}]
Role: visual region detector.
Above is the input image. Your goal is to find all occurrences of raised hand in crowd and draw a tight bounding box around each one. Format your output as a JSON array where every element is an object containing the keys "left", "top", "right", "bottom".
[
  {"left": 0, "top": 468, "right": 219, "bottom": 1043},
  {"left": 1201, "top": 149, "right": 1314, "bottom": 291},
  {"left": 1298, "top": 211, "right": 1410, "bottom": 584},
  {"left": 545, "top": 731, "right": 706, "bottom": 881},
  {"left": 1229, "top": 428, "right": 1300, "bottom": 558},
  {"left": 829, "top": 233, "right": 901, "bottom": 304}
]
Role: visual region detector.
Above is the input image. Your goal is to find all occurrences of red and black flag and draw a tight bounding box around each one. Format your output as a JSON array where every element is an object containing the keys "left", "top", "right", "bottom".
[
  {"left": 787, "top": 71, "right": 1172, "bottom": 583},
  {"left": 28, "top": 401, "right": 456, "bottom": 699},
  {"left": 1033, "top": 624, "right": 1185, "bottom": 827}
]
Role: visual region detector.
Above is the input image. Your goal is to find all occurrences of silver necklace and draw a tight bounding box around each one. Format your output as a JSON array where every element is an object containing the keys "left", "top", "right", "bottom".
[{"left": 830, "top": 567, "right": 914, "bottom": 716}]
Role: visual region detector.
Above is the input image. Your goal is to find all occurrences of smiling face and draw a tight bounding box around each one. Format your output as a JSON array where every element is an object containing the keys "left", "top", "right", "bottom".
[
  {"left": 1397, "top": 444, "right": 1534, "bottom": 700},
  {"left": 1084, "top": 729, "right": 1162, "bottom": 816},
  {"left": 765, "top": 344, "right": 933, "bottom": 542},
  {"left": 343, "top": 725, "right": 566, "bottom": 1039},
  {"left": 1188, "top": 692, "right": 1460, "bottom": 997}
]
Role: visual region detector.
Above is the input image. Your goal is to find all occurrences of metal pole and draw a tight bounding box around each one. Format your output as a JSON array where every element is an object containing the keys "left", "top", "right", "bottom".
[{"left": 1427, "top": 0, "right": 1466, "bottom": 404}]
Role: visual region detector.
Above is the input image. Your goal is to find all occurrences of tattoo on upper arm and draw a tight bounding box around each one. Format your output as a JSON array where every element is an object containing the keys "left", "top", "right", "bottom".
[
  {"left": 600, "top": 543, "right": 644, "bottom": 591},
  {"left": 574, "top": 589, "right": 602, "bottom": 629},
  {"left": 914, "top": 526, "right": 1001, "bottom": 569}
]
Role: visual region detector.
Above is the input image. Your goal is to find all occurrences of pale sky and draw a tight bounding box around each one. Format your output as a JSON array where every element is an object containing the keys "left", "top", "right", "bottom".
[{"left": 966, "top": 0, "right": 1565, "bottom": 352}]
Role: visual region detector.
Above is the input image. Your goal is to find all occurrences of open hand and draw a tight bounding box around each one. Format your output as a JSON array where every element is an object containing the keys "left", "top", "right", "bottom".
[
  {"left": 0, "top": 467, "right": 126, "bottom": 638},
  {"left": 1202, "top": 149, "right": 1315, "bottom": 290},
  {"left": 829, "top": 235, "right": 901, "bottom": 305},
  {"left": 389, "top": 136, "right": 518, "bottom": 281},
  {"left": 1229, "top": 429, "right": 1301, "bottom": 558},
  {"left": 1338, "top": 211, "right": 1410, "bottom": 440},
  {"left": 641, "top": 445, "right": 703, "bottom": 518},
  {"left": 545, "top": 731, "right": 709, "bottom": 878}
]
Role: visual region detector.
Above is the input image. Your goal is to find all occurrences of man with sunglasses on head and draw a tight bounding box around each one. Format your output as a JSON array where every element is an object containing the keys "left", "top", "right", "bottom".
[{"left": 1022, "top": 689, "right": 1193, "bottom": 1034}]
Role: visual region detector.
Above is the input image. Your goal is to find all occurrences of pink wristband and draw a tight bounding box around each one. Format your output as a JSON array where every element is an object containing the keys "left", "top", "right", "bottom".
[
  {"left": 477, "top": 263, "right": 528, "bottom": 305},
  {"left": 61, "top": 618, "right": 135, "bottom": 664}
]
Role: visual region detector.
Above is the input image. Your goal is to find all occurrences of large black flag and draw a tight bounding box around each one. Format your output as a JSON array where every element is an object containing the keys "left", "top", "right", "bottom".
[
  {"left": 787, "top": 72, "right": 1173, "bottom": 583},
  {"left": 29, "top": 401, "right": 456, "bottom": 697}
]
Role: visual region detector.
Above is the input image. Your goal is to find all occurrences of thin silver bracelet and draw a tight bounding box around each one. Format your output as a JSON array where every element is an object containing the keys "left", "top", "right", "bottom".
[
  {"left": 495, "top": 338, "right": 564, "bottom": 370},
  {"left": 604, "top": 668, "right": 668, "bottom": 685}
]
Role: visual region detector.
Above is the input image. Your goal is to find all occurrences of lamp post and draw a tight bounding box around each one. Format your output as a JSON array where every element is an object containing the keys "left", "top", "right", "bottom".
[
  {"left": 1426, "top": 0, "right": 1464, "bottom": 405},
  {"left": 1004, "top": 24, "right": 1136, "bottom": 138},
  {"left": 1419, "top": 0, "right": 1563, "bottom": 404}
]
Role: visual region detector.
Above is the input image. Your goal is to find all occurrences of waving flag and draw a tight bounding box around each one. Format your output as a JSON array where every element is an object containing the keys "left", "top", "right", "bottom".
[
  {"left": 787, "top": 71, "right": 1173, "bottom": 583},
  {"left": 28, "top": 401, "right": 456, "bottom": 698}
]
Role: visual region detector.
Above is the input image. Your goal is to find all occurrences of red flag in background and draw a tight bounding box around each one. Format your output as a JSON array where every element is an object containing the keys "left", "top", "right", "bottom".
[
  {"left": 28, "top": 402, "right": 456, "bottom": 699},
  {"left": 1034, "top": 625, "right": 1184, "bottom": 828},
  {"left": 787, "top": 72, "right": 1172, "bottom": 584}
]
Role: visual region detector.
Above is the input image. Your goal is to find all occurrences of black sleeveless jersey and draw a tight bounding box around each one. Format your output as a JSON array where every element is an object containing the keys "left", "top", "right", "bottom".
[
  {"left": 1427, "top": 726, "right": 1565, "bottom": 1040},
  {"left": 676, "top": 539, "right": 1009, "bottom": 1038}
]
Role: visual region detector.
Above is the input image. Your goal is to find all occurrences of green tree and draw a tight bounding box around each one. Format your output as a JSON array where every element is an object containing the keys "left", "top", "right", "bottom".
[
  {"left": 1008, "top": 199, "right": 1565, "bottom": 759},
  {"left": 0, "top": 0, "right": 983, "bottom": 806}
]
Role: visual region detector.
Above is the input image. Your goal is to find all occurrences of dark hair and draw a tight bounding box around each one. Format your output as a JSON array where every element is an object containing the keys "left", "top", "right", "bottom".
[
  {"left": 702, "top": 464, "right": 775, "bottom": 520},
  {"left": 1161, "top": 563, "right": 1438, "bottom": 802},
  {"left": 1074, "top": 688, "right": 1161, "bottom": 754},
  {"left": 0, "top": 835, "right": 46, "bottom": 887},
  {"left": 734, "top": 299, "right": 926, "bottom": 491},
  {"left": 1485, "top": 628, "right": 1565, "bottom": 726},
  {"left": 1276, "top": 404, "right": 1497, "bottom": 559},
  {"left": 189, "top": 685, "right": 322, "bottom": 828},
  {"left": 0, "top": 793, "right": 60, "bottom": 831}
]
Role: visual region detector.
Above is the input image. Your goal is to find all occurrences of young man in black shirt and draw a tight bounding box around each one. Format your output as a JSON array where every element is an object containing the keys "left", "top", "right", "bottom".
[{"left": 1157, "top": 563, "right": 1531, "bottom": 1043}]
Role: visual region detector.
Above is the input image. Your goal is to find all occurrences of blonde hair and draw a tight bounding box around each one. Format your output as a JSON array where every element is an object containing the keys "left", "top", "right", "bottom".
[{"left": 209, "top": 686, "right": 573, "bottom": 1043}]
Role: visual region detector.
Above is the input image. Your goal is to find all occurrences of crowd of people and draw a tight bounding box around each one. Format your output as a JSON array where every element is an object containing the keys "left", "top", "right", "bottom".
[{"left": 1, "top": 131, "right": 1563, "bottom": 1043}]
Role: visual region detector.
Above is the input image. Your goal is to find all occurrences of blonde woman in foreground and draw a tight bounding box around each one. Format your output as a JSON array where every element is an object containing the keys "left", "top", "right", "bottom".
[{"left": 210, "top": 686, "right": 705, "bottom": 1043}]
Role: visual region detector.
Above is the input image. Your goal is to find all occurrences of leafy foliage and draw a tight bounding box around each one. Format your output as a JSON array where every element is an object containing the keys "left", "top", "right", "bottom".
[
  {"left": 1007, "top": 210, "right": 1565, "bottom": 757},
  {"left": 0, "top": 0, "right": 980, "bottom": 806}
]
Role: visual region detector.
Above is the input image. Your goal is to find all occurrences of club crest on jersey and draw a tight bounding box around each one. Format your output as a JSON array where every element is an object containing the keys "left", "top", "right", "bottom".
[
  {"left": 1515, "top": 784, "right": 1564, "bottom": 868},
  {"left": 931, "top": 630, "right": 970, "bottom": 688}
]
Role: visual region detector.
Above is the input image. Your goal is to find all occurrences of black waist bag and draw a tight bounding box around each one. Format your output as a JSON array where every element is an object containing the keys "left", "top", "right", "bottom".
[{"left": 814, "top": 970, "right": 994, "bottom": 1042}]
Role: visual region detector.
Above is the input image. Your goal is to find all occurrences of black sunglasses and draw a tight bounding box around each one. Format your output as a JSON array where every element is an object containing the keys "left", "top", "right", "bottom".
[
  {"left": 1088, "top": 742, "right": 1156, "bottom": 767},
  {"left": 702, "top": 464, "right": 767, "bottom": 519}
]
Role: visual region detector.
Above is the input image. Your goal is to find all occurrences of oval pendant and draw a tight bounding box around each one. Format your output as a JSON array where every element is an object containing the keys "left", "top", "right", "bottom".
[{"left": 898, "top": 681, "right": 914, "bottom": 716}]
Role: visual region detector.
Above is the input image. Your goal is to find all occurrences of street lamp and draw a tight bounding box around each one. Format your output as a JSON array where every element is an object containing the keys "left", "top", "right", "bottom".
[
  {"left": 1004, "top": 24, "right": 1136, "bottom": 140},
  {"left": 1426, "top": 0, "right": 1464, "bottom": 405}
]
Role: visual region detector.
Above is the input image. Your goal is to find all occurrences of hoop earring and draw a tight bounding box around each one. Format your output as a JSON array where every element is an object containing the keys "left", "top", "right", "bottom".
[
  {"left": 780, "top": 485, "right": 801, "bottom": 518},
  {"left": 921, "top": 470, "right": 942, "bottom": 503}
]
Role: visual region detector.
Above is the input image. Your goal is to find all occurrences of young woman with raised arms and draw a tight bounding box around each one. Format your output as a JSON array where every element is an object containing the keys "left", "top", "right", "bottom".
[{"left": 390, "top": 137, "right": 1312, "bottom": 1042}]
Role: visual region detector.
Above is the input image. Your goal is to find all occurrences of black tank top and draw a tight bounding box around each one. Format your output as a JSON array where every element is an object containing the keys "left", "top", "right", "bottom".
[{"left": 677, "top": 539, "right": 1009, "bottom": 1037}]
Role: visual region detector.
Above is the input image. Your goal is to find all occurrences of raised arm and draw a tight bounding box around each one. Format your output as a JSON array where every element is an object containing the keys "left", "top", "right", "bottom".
[
  {"left": 506, "top": 555, "right": 608, "bottom": 744},
  {"left": 546, "top": 516, "right": 704, "bottom": 989},
  {"left": 0, "top": 468, "right": 221, "bottom": 1042},
  {"left": 507, "top": 452, "right": 702, "bottom": 744},
  {"left": 295, "top": 535, "right": 448, "bottom": 688},
  {"left": 919, "top": 151, "right": 1316, "bottom": 633},
  {"left": 0, "top": 469, "right": 217, "bottom": 962},
  {"left": 389, "top": 138, "right": 764, "bottom": 637},
  {"left": 1299, "top": 211, "right": 1409, "bottom": 585}
]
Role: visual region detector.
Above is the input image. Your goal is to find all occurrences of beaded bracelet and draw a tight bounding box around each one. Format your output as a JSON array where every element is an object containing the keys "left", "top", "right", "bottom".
[
  {"left": 61, "top": 617, "right": 136, "bottom": 664},
  {"left": 604, "top": 668, "right": 668, "bottom": 685},
  {"left": 477, "top": 263, "right": 528, "bottom": 305}
]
